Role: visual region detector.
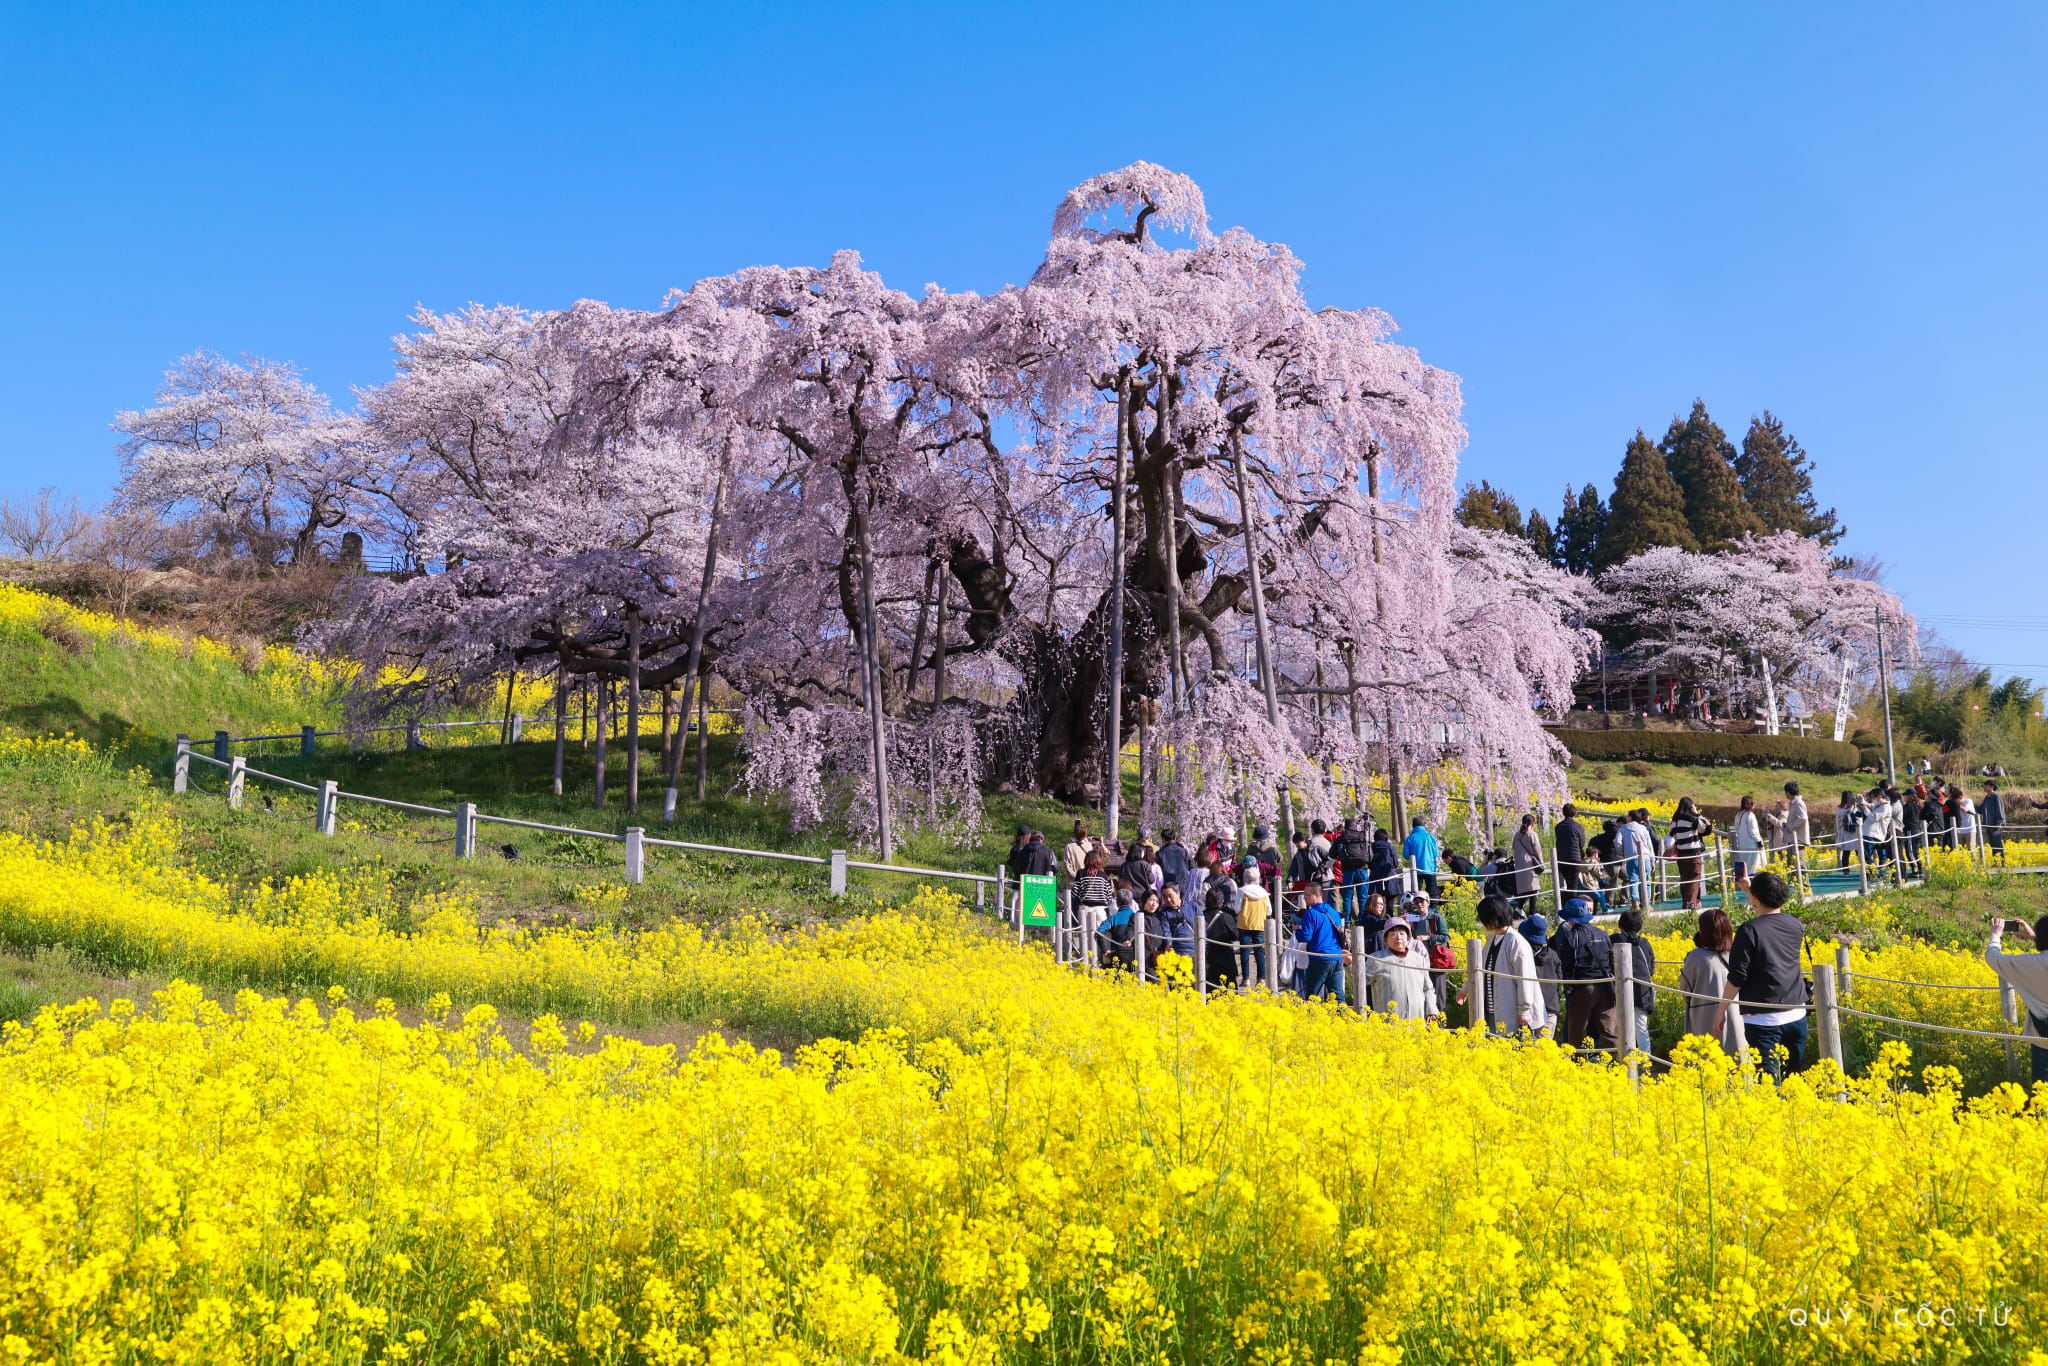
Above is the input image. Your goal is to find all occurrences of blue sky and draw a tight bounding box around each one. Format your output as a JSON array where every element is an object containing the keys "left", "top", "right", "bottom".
[{"left": 4, "top": 2, "right": 2045, "bottom": 681}]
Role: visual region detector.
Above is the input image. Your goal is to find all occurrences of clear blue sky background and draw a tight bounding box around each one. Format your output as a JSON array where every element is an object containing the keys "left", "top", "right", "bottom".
[{"left": 4, "top": 2, "right": 2045, "bottom": 682}]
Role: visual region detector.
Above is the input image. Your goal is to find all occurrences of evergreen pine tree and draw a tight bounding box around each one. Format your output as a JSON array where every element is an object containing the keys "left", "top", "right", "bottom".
[
  {"left": 1659, "top": 398, "right": 1762, "bottom": 551},
  {"left": 1553, "top": 483, "right": 1608, "bottom": 574},
  {"left": 1596, "top": 431, "right": 1696, "bottom": 569},
  {"left": 1524, "top": 508, "right": 1556, "bottom": 563},
  {"left": 1735, "top": 411, "right": 1844, "bottom": 547},
  {"left": 1454, "top": 480, "right": 1524, "bottom": 535}
]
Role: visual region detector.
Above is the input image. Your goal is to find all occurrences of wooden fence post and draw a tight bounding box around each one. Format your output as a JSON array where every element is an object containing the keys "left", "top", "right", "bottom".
[
  {"left": 454, "top": 802, "right": 476, "bottom": 858},
  {"left": 226, "top": 756, "right": 245, "bottom": 811},
  {"left": 214, "top": 730, "right": 231, "bottom": 763},
  {"left": 1349, "top": 924, "right": 1368, "bottom": 1014},
  {"left": 1264, "top": 918, "right": 1281, "bottom": 994},
  {"left": 829, "top": 850, "right": 847, "bottom": 896},
  {"left": 173, "top": 736, "right": 190, "bottom": 794},
  {"left": 2003, "top": 980, "right": 2021, "bottom": 1080},
  {"left": 316, "top": 780, "right": 338, "bottom": 836},
  {"left": 1813, "top": 963, "right": 1844, "bottom": 1095},
  {"left": 301, "top": 724, "right": 317, "bottom": 757},
  {"left": 1616, "top": 941, "right": 1638, "bottom": 1082}
]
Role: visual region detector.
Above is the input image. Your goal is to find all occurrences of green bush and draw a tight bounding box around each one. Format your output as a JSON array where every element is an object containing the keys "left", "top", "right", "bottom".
[{"left": 1546, "top": 728, "right": 1861, "bottom": 773}]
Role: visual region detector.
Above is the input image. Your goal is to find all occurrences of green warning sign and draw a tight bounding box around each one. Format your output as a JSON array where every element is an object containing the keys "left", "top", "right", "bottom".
[{"left": 1020, "top": 873, "right": 1059, "bottom": 928}]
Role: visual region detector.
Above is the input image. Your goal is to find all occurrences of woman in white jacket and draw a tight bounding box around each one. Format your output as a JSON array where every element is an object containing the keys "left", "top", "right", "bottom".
[
  {"left": 1457, "top": 894, "right": 1548, "bottom": 1036},
  {"left": 1731, "top": 795, "right": 1764, "bottom": 880}
]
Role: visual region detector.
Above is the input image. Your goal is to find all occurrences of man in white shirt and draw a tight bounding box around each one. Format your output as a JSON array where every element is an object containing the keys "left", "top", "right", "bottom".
[{"left": 1987, "top": 915, "right": 2048, "bottom": 1089}]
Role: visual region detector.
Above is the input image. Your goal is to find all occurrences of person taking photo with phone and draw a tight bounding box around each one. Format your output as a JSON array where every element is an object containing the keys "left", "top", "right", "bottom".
[{"left": 1987, "top": 914, "right": 2048, "bottom": 1089}]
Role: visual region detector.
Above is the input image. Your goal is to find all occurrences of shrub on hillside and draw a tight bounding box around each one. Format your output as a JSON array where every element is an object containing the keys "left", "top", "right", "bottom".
[{"left": 1547, "top": 727, "right": 1860, "bottom": 773}]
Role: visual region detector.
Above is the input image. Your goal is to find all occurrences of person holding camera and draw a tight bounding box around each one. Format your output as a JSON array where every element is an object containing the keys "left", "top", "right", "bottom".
[{"left": 1987, "top": 915, "right": 2048, "bottom": 1089}]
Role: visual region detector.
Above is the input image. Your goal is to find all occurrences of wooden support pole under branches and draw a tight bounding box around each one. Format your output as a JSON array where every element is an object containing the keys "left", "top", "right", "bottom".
[
  {"left": 853, "top": 499, "right": 895, "bottom": 860},
  {"left": 551, "top": 664, "right": 567, "bottom": 797},
  {"left": 1105, "top": 369, "right": 1131, "bottom": 840},
  {"left": 695, "top": 669, "right": 711, "bottom": 801},
  {"left": 626, "top": 611, "right": 642, "bottom": 814},
  {"left": 1230, "top": 422, "right": 1293, "bottom": 843},
  {"left": 666, "top": 443, "right": 729, "bottom": 816}
]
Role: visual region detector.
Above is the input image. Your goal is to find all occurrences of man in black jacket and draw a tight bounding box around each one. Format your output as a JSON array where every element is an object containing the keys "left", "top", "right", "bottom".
[
  {"left": 1983, "top": 781, "right": 2007, "bottom": 862},
  {"left": 1554, "top": 803, "right": 1589, "bottom": 891},
  {"left": 1335, "top": 815, "right": 1375, "bottom": 921}
]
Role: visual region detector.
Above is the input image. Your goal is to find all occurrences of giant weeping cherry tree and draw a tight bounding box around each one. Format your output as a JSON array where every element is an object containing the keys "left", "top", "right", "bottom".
[{"left": 294, "top": 165, "right": 1591, "bottom": 853}]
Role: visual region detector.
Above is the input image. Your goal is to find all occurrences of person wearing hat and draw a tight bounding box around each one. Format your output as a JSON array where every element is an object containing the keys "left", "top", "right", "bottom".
[
  {"left": 1364, "top": 916, "right": 1438, "bottom": 1020},
  {"left": 1249, "top": 825, "right": 1282, "bottom": 894},
  {"left": 1407, "top": 891, "right": 1453, "bottom": 1006},
  {"left": 1519, "top": 911, "right": 1563, "bottom": 1034}
]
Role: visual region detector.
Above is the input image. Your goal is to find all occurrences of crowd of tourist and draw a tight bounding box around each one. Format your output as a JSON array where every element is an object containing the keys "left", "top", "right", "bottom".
[{"left": 999, "top": 771, "right": 2042, "bottom": 1079}]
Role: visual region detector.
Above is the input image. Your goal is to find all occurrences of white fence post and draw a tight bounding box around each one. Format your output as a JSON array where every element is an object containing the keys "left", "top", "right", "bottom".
[
  {"left": 316, "top": 780, "right": 338, "bottom": 835},
  {"left": 829, "top": 850, "right": 847, "bottom": 896},
  {"left": 2003, "top": 979, "right": 2021, "bottom": 1080},
  {"left": 1615, "top": 942, "right": 1638, "bottom": 1080},
  {"left": 510, "top": 714, "right": 524, "bottom": 743},
  {"left": 624, "top": 827, "right": 645, "bottom": 884},
  {"left": 1348, "top": 924, "right": 1368, "bottom": 1015},
  {"left": 407, "top": 720, "right": 423, "bottom": 750},
  {"left": 974, "top": 876, "right": 985, "bottom": 913},
  {"left": 173, "top": 736, "right": 190, "bottom": 794},
  {"left": 1465, "top": 936, "right": 1485, "bottom": 1031},
  {"left": 214, "top": 730, "right": 231, "bottom": 763},
  {"left": 454, "top": 802, "right": 476, "bottom": 858},
  {"left": 1264, "top": 918, "right": 1281, "bottom": 994},
  {"left": 226, "top": 756, "right": 246, "bottom": 811},
  {"left": 301, "top": 724, "right": 317, "bottom": 757}
]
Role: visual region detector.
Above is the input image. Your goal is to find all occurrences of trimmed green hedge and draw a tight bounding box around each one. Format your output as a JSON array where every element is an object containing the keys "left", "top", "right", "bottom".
[{"left": 1547, "top": 727, "right": 1862, "bottom": 773}]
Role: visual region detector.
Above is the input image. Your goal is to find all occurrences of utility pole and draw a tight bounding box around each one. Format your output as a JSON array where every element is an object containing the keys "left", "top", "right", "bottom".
[{"left": 1877, "top": 611, "right": 1898, "bottom": 784}]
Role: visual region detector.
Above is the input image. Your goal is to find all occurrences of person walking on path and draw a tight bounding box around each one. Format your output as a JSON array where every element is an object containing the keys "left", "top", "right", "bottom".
[
  {"left": 1783, "top": 782, "right": 1811, "bottom": 855},
  {"left": 1521, "top": 912, "right": 1563, "bottom": 1034},
  {"left": 1512, "top": 815, "right": 1543, "bottom": 909},
  {"left": 1665, "top": 797, "right": 1711, "bottom": 909},
  {"left": 1678, "top": 907, "right": 1744, "bottom": 1058},
  {"left": 1235, "top": 865, "right": 1271, "bottom": 985},
  {"left": 1402, "top": 817, "right": 1441, "bottom": 900},
  {"left": 1062, "top": 822, "right": 1092, "bottom": 880},
  {"left": 1609, "top": 908, "right": 1656, "bottom": 1058},
  {"left": 1295, "top": 897, "right": 1349, "bottom": 1002},
  {"left": 1713, "top": 872, "right": 1808, "bottom": 1079},
  {"left": 1731, "top": 796, "right": 1764, "bottom": 881},
  {"left": 1618, "top": 810, "right": 1655, "bottom": 908},
  {"left": 1458, "top": 894, "right": 1547, "bottom": 1037},
  {"left": 1982, "top": 781, "right": 2007, "bottom": 861},
  {"left": 1364, "top": 917, "right": 1438, "bottom": 1020},
  {"left": 1335, "top": 815, "right": 1374, "bottom": 920},
  {"left": 1553, "top": 804, "right": 1588, "bottom": 892},
  {"left": 1554, "top": 895, "right": 1616, "bottom": 1052},
  {"left": 1155, "top": 829, "right": 1192, "bottom": 888},
  {"left": 1985, "top": 914, "right": 2048, "bottom": 1088}
]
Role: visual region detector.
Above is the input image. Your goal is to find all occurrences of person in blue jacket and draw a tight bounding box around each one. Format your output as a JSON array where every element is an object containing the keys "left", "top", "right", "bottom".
[
  {"left": 1402, "top": 817, "right": 1440, "bottom": 900},
  {"left": 1296, "top": 898, "right": 1350, "bottom": 1001}
]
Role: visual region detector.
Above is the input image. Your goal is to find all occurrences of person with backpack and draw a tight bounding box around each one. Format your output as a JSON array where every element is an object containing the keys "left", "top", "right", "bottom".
[
  {"left": 1368, "top": 825, "right": 1402, "bottom": 902},
  {"left": 1288, "top": 829, "right": 1330, "bottom": 906},
  {"left": 1985, "top": 914, "right": 2048, "bottom": 1087},
  {"left": 1678, "top": 906, "right": 1743, "bottom": 1057},
  {"left": 1062, "top": 821, "right": 1092, "bottom": 880},
  {"left": 1402, "top": 817, "right": 1441, "bottom": 899},
  {"left": 1520, "top": 911, "right": 1563, "bottom": 1034},
  {"left": 1456, "top": 894, "right": 1547, "bottom": 1037},
  {"left": 1609, "top": 908, "right": 1656, "bottom": 1058},
  {"left": 1235, "top": 865, "right": 1271, "bottom": 986},
  {"left": 1155, "top": 829, "right": 1192, "bottom": 887},
  {"left": 1094, "top": 890, "right": 1139, "bottom": 973},
  {"left": 1712, "top": 872, "right": 1809, "bottom": 1079},
  {"left": 1294, "top": 896, "right": 1349, "bottom": 1002},
  {"left": 1553, "top": 895, "right": 1616, "bottom": 1052},
  {"left": 1364, "top": 917, "right": 1438, "bottom": 1020},
  {"left": 1335, "top": 815, "right": 1374, "bottom": 919}
]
